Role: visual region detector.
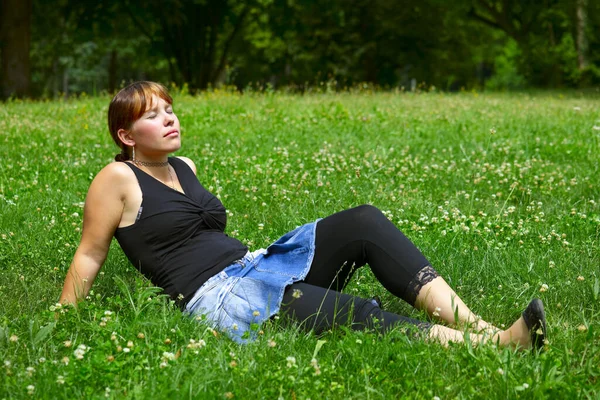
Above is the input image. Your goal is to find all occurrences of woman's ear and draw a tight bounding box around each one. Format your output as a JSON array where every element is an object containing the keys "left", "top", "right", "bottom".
[{"left": 117, "top": 128, "right": 135, "bottom": 147}]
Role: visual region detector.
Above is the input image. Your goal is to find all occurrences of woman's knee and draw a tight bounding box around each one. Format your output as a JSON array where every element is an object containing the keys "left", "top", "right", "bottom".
[{"left": 348, "top": 204, "right": 386, "bottom": 225}]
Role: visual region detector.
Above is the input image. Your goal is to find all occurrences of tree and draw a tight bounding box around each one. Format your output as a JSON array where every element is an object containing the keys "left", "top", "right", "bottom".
[
  {"left": 123, "top": 0, "right": 256, "bottom": 91},
  {"left": 576, "top": 0, "right": 589, "bottom": 70},
  {"left": 464, "top": 0, "right": 585, "bottom": 86},
  {"left": 233, "top": 0, "right": 501, "bottom": 90},
  {"left": 1, "top": 0, "right": 32, "bottom": 99}
]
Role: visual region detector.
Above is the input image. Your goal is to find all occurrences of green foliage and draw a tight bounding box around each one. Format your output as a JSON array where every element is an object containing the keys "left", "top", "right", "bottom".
[
  {"left": 1, "top": 92, "right": 599, "bottom": 398},
  {"left": 17, "top": 0, "right": 600, "bottom": 96},
  {"left": 485, "top": 39, "right": 526, "bottom": 90}
]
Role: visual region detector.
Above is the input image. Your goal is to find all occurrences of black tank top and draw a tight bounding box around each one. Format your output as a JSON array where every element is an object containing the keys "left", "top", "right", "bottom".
[{"left": 114, "top": 157, "right": 248, "bottom": 307}]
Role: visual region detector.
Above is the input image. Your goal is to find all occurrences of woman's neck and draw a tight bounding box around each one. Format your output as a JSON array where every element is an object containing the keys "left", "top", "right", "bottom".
[{"left": 132, "top": 158, "right": 170, "bottom": 168}]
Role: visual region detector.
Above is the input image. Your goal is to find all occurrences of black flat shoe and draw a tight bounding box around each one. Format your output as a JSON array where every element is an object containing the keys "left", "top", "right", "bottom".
[{"left": 522, "top": 298, "right": 547, "bottom": 350}]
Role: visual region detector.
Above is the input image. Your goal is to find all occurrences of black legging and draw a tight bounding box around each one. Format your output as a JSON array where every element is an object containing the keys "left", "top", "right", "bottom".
[{"left": 280, "top": 205, "right": 438, "bottom": 334}]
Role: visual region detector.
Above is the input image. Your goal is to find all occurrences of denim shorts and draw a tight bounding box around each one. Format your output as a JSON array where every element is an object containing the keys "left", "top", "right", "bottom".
[{"left": 185, "top": 220, "right": 318, "bottom": 343}]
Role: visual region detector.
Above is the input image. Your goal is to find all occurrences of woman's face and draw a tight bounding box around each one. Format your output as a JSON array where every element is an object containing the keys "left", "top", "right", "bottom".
[{"left": 130, "top": 95, "right": 181, "bottom": 156}]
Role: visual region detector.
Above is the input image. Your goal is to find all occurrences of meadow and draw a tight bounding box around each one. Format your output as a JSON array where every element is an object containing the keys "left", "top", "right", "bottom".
[{"left": 0, "top": 89, "right": 598, "bottom": 399}]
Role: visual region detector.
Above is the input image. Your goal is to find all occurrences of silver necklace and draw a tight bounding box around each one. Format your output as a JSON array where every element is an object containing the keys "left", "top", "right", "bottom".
[{"left": 166, "top": 165, "right": 175, "bottom": 189}]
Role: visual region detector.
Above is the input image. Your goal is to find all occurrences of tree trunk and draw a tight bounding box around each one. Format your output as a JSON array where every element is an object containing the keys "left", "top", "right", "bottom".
[
  {"left": 63, "top": 68, "right": 69, "bottom": 99},
  {"left": 52, "top": 59, "right": 59, "bottom": 99},
  {"left": 0, "top": 0, "right": 32, "bottom": 99},
  {"left": 108, "top": 49, "right": 118, "bottom": 94},
  {"left": 576, "top": 0, "right": 589, "bottom": 70}
]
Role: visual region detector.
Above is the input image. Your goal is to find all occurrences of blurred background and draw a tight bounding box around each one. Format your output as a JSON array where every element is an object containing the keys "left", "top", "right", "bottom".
[{"left": 1, "top": 0, "right": 599, "bottom": 99}]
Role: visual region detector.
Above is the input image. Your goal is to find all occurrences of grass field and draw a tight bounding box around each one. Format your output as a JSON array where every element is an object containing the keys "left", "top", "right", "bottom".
[{"left": 0, "top": 89, "right": 599, "bottom": 399}]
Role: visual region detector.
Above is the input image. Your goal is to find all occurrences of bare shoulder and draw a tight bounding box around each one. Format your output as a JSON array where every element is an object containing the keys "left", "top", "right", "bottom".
[
  {"left": 89, "top": 162, "right": 136, "bottom": 197},
  {"left": 176, "top": 156, "right": 197, "bottom": 175},
  {"left": 95, "top": 161, "right": 136, "bottom": 180}
]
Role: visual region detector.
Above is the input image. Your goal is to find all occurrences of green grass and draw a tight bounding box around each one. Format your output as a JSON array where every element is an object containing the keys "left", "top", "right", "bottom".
[{"left": 0, "top": 89, "right": 599, "bottom": 399}]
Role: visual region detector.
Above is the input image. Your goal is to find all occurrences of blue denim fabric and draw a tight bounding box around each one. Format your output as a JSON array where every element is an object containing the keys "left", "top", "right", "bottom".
[{"left": 185, "top": 220, "right": 318, "bottom": 343}]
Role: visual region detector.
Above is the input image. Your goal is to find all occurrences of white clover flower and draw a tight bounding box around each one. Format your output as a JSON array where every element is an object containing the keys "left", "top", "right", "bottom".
[
  {"left": 292, "top": 289, "right": 303, "bottom": 299},
  {"left": 162, "top": 352, "right": 176, "bottom": 361},
  {"left": 522, "top": 383, "right": 529, "bottom": 389},
  {"left": 539, "top": 284, "right": 549, "bottom": 292},
  {"left": 286, "top": 356, "right": 297, "bottom": 368},
  {"left": 497, "top": 368, "right": 504, "bottom": 375},
  {"left": 432, "top": 307, "right": 441, "bottom": 317},
  {"left": 186, "top": 339, "right": 206, "bottom": 349},
  {"left": 26, "top": 385, "right": 35, "bottom": 395},
  {"left": 56, "top": 375, "right": 65, "bottom": 384},
  {"left": 311, "top": 358, "right": 321, "bottom": 375},
  {"left": 9, "top": 335, "right": 18, "bottom": 342},
  {"left": 122, "top": 347, "right": 130, "bottom": 353},
  {"left": 74, "top": 344, "right": 88, "bottom": 360}
]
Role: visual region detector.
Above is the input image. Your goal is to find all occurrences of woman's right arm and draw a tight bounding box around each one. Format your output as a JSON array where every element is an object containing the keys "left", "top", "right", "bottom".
[{"left": 59, "top": 163, "right": 130, "bottom": 305}]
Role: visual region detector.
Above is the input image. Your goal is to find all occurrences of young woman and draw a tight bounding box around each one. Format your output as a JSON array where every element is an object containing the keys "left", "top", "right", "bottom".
[{"left": 60, "top": 81, "right": 547, "bottom": 348}]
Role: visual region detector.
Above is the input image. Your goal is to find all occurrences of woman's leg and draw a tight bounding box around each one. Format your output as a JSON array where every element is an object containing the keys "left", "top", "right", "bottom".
[
  {"left": 306, "top": 205, "right": 496, "bottom": 331},
  {"left": 281, "top": 282, "right": 432, "bottom": 335},
  {"left": 414, "top": 277, "right": 496, "bottom": 332},
  {"left": 281, "top": 282, "right": 532, "bottom": 349},
  {"left": 429, "top": 317, "right": 530, "bottom": 348}
]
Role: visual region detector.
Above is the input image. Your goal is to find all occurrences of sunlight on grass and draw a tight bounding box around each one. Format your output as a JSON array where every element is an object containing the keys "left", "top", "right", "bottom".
[{"left": 0, "top": 90, "right": 598, "bottom": 399}]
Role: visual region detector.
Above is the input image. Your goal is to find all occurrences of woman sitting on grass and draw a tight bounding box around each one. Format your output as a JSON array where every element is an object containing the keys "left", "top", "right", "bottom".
[{"left": 60, "top": 81, "right": 546, "bottom": 349}]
